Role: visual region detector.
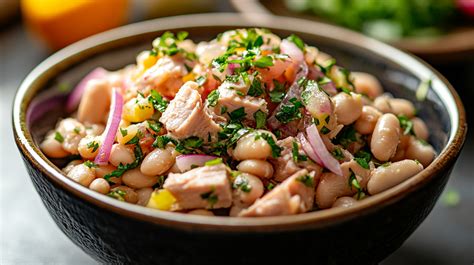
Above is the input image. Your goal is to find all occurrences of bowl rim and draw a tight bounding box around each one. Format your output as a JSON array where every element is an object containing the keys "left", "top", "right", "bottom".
[{"left": 13, "top": 13, "right": 467, "bottom": 232}]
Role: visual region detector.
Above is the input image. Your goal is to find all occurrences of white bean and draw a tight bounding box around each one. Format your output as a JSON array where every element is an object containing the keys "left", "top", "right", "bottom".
[
  {"left": 140, "top": 147, "right": 175, "bottom": 176},
  {"left": 188, "top": 209, "right": 215, "bottom": 216},
  {"left": 232, "top": 173, "right": 264, "bottom": 207},
  {"left": 373, "top": 96, "right": 392, "bottom": 113},
  {"left": 333, "top": 92, "right": 363, "bottom": 125},
  {"left": 78, "top": 135, "right": 101, "bottom": 160},
  {"left": 371, "top": 113, "right": 401, "bottom": 161},
  {"left": 122, "top": 168, "right": 158, "bottom": 189},
  {"left": 62, "top": 160, "right": 83, "bottom": 175},
  {"left": 351, "top": 72, "right": 383, "bottom": 99},
  {"left": 89, "top": 178, "right": 110, "bottom": 194},
  {"left": 367, "top": 159, "right": 423, "bottom": 195},
  {"left": 109, "top": 144, "right": 135, "bottom": 167},
  {"left": 67, "top": 164, "right": 96, "bottom": 187},
  {"left": 136, "top": 187, "right": 153, "bottom": 206},
  {"left": 405, "top": 137, "right": 435, "bottom": 167},
  {"left": 389, "top": 98, "right": 416, "bottom": 118},
  {"left": 95, "top": 164, "right": 122, "bottom": 185},
  {"left": 233, "top": 130, "right": 276, "bottom": 160},
  {"left": 354, "top": 106, "right": 382, "bottom": 135},
  {"left": 111, "top": 186, "right": 138, "bottom": 204},
  {"left": 40, "top": 133, "right": 69, "bottom": 158},
  {"left": 236, "top": 159, "right": 274, "bottom": 179},
  {"left": 332, "top": 197, "right": 357, "bottom": 208},
  {"left": 315, "top": 161, "right": 368, "bottom": 209},
  {"left": 411, "top": 117, "right": 429, "bottom": 140}
]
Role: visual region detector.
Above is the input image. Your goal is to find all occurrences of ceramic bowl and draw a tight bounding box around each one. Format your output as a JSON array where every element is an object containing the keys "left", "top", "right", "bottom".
[{"left": 13, "top": 13, "right": 467, "bottom": 265}]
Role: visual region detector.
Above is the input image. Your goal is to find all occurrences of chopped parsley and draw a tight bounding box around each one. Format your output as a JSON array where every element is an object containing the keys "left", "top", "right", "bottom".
[
  {"left": 153, "top": 135, "right": 177, "bottom": 149},
  {"left": 253, "top": 55, "right": 274, "bottom": 68},
  {"left": 151, "top": 31, "right": 196, "bottom": 60},
  {"left": 275, "top": 98, "right": 303, "bottom": 124},
  {"left": 147, "top": 121, "right": 162, "bottom": 134},
  {"left": 175, "top": 136, "right": 203, "bottom": 154},
  {"left": 200, "top": 188, "right": 218, "bottom": 208},
  {"left": 247, "top": 78, "right": 264, "bottom": 97},
  {"left": 348, "top": 170, "right": 363, "bottom": 198},
  {"left": 398, "top": 115, "right": 415, "bottom": 136},
  {"left": 107, "top": 190, "right": 126, "bottom": 201},
  {"left": 120, "top": 127, "right": 128, "bottom": 137},
  {"left": 296, "top": 174, "right": 314, "bottom": 187},
  {"left": 205, "top": 158, "right": 223, "bottom": 166},
  {"left": 255, "top": 133, "right": 282, "bottom": 158},
  {"left": 331, "top": 147, "right": 345, "bottom": 160},
  {"left": 254, "top": 110, "right": 267, "bottom": 129},
  {"left": 292, "top": 141, "right": 308, "bottom": 162},
  {"left": 73, "top": 127, "right": 81, "bottom": 134},
  {"left": 354, "top": 150, "right": 371, "bottom": 169},
  {"left": 54, "top": 132, "right": 64, "bottom": 143},
  {"left": 149, "top": 90, "right": 169, "bottom": 113},
  {"left": 195, "top": 75, "right": 207, "bottom": 86},
  {"left": 269, "top": 80, "right": 286, "bottom": 103},
  {"left": 83, "top": 160, "right": 98, "bottom": 168},
  {"left": 416, "top": 78, "right": 431, "bottom": 101},
  {"left": 333, "top": 125, "right": 357, "bottom": 148},
  {"left": 228, "top": 107, "right": 247, "bottom": 122},
  {"left": 287, "top": 34, "right": 305, "bottom": 51},
  {"left": 266, "top": 182, "right": 275, "bottom": 191},
  {"left": 86, "top": 141, "right": 99, "bottom": 152},
  {"left": 207, "top": 89, "right": 219, "bottom": 107},
  {"left": 233, "top": 175, "right": 252, "bottom": 193}
]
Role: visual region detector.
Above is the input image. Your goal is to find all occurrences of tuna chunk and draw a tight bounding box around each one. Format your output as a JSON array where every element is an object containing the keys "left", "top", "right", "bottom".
[
  {"left": 138, "top": 56, "right": 187, "bottom": 98},
  {"left": 160, "top": 81, "right": 221, "bottom": 142},
  {"left": 214, "top": 78, "right": 267, "bottom": 121},
  {"left": 239, "top": 169, "right": 315, "bottom": 217},
  {"left": 78, "top": 79, "right": 111, "bottom": 124},
  {"left": 163, "top": 164, "right": 232, "bottom": 210},
  {"left": 270, "top": 137, "right": 323, "bottom": 182}
]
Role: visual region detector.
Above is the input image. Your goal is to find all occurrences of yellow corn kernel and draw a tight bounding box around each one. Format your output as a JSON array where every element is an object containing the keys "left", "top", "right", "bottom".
[
  {"left": 122, "top": 97, "right": 154, "bottom": 123},
  {"left": 116, "top": 124, "right": 139, "bottom": 145},
  {"left": 235, "top": 47, "right": 246, "bottom": 53},
  {"left": 147, "top": 189, "right": 176, "bottom": 211},
  {"left": 182, "top": 72, "right": 195, "bottom": 83},
  {"left": 314, "top": 114, "right": 330, "bottom": 130},
  {"left": 143, "top": 54, "right": 158, "bottom": 70}
]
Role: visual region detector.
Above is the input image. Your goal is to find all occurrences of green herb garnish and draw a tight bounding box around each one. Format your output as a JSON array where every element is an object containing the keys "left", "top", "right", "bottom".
[
  {"left": 207, "top": 89, "right": 219, "bottom": 107},
  {"left": 254, "top": 110, "right": 267, "bottom": 129},
  {"left": 54, "top": 132, "right": 64, "bottom": 143}
]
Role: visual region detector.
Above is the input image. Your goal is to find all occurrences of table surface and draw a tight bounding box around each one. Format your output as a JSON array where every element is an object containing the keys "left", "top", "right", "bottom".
[{"left": 1, "top": 22, "right": 473, "bottom": 265}]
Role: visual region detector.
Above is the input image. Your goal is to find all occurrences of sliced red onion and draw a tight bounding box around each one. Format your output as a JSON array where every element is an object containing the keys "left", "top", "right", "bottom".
[
  {"left": 268, "top": 62, "right": 308, "bottom": 130},
  {"left": 94, "top": 88, "right": 124, "bottom": 165},
  {"left": 175, "top": 154, "right": 218, "bottom": 172},
  {"left": 26, "top": 91, "right": 67, "bottom": 126},
  {"left": 458, "top": 0, "right": 474, "bottom": 17},
  {"left": 320, "top": 81, "right": 338, "bottom": 96},
  {"left": 306, "top": 124, "right": 342, "bottom": 176},
  {"left": 227, "top": 63, "right": 239, "bottom": 75},
  {"left": 297, "top": 132, "right": 322, "bottom": 165},
  {"left": 280, "top": 39, "right": 304, "bottom": 64},
  {"left": 301, "top": 79, "right": 333, "bottom": 118},
  {"left": 66, "top": 67, "right": 107, "bottom": 112}
]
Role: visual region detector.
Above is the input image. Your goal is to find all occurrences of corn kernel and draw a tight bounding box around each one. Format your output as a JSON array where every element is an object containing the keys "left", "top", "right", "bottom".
[
  {"left": 122, "top": 97, "right": 154, "bottom": 123},
  {"left": 147, "top": 189, "right": 176, "bottom": 211},
  {"left": 142, "top": 54, "right": 158, "bottom": 70},
  {"left": 182, "top": 72, "right": 195, "bottom": 83},
  {"left": 116, "top": 124, "right": 139, "bottom": 145}
]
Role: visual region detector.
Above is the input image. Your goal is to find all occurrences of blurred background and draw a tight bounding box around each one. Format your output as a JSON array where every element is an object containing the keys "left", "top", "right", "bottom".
[{"left": 0, "top": 0, "right": 472, "bottom": 264}]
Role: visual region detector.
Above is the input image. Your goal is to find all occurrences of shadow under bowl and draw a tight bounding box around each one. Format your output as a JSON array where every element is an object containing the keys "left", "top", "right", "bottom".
[{"left": 12, "top": 13, "right": 467, "bottom": 265}]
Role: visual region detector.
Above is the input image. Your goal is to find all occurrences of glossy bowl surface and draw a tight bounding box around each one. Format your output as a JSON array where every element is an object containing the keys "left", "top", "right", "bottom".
[{"left": 13, "top": 13, "right": 466, "bottom": 264}]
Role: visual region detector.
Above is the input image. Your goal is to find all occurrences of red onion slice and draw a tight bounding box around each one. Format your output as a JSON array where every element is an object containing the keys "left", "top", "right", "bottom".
[
  {"left": 66, "top": 67, "right": 107, "bottom": 112},
  {"left": 94, "top": 88, "right": 124, "bottom": 165},
  {"left": 297, "top": 132, "right": 322, "bottom": 165},
  {"left": 175, "top": 154, "right": 218, "bottom": 172},
  {"left": 280, "top": 39, "right": 304, "bottom": 64},
  {"left": 306, "top": 124, "right": 342, "bottom": 176}
]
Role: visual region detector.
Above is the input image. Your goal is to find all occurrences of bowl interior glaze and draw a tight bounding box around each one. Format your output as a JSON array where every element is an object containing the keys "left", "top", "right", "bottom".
[{"left": 14, "top": 13, "right": 465, "bottom": 230}]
